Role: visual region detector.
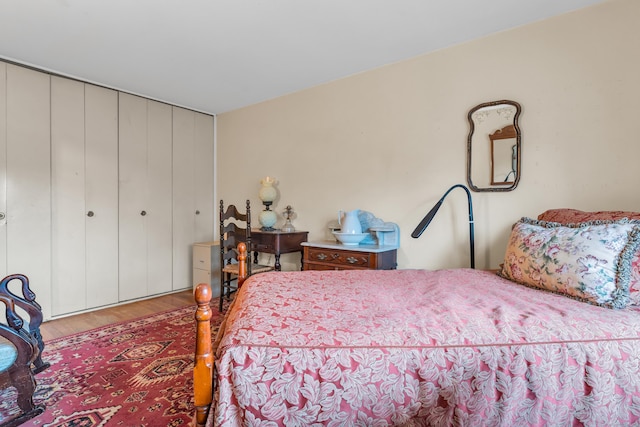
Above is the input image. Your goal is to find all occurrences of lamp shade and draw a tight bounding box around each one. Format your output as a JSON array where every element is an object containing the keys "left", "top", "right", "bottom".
[{"left": 258, "top": 176, "right": 277, "bottom": 202}]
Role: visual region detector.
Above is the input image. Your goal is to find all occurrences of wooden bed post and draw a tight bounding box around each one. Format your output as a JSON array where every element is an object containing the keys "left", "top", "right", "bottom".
[
  {"left": 237, "top": 242, "right": 247, "bottom": 288},
  {"left": 193, "top": 242, "right": 247, "bottom": 426},
  {"left": 193, "top": 283, "right": 213, "bottom": 427}
]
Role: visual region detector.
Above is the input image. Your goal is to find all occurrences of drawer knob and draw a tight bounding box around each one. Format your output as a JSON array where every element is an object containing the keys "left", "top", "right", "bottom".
[
  {"left": 346, "top": 256, "right": 358, "bottom": 264},
  {"left": 316, "top": 253, "right": 327, "bottom": 260},
  {"left": 87, "top": 211, "right": 94, "bottom": 217},
  {"left": 141, "top": 210, "right": 147, "bottom": 216}
]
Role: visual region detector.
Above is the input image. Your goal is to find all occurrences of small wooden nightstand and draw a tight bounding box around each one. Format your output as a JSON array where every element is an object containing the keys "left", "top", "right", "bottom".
[
  {"left": 302, "top": 242, "right": 397, "bottom": 271},
  {"left": 251, "top": 230, "right": 309, "bottom": 271}
]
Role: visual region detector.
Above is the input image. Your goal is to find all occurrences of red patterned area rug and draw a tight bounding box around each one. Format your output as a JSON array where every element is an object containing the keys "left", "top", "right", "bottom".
[{"left": 0, "top": 304, "right": 223, "bottom": 427}]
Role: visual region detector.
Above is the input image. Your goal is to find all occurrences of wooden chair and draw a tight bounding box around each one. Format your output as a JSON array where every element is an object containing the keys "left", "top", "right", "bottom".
[
  {"left": 219, "top": 200, "right": 274, "bottom": 311},
  {"left": 0, "top": 275, "right": 49, "bottom": 375},
  {"left": 0, "top": 274, "right": 46, "bottom": 426}
]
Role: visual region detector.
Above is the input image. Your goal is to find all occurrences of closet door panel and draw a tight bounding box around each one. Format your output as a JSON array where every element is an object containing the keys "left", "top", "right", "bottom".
[
  {"left": 194, "top": 112, "right": 214, "bottom": 243},
  {"left": 119, "top": 93, "right": 148, "bottom": 301},
  {"left": 119, "top": 95, "right": 173, "bottom": 300},
  {"left": 51, "top": 77, "right": 86, "bottom": 315},
  {"left": 172, "top": 106, "right": 196, "bottom": 290},
  {"left": 172, "top": 107, "right": 214, "bottom": 291},
  {"left": 146, "top": 100, "right": 173, "bottom": 295},
  {"left": 0, "top": 63, "right": 6, "bottom": 277},
  {"left": 6, "top": 64, "right": 51, "bottom": 318},
  {"left": 85, "top": 85, "right": 119, "bottom": 308}
]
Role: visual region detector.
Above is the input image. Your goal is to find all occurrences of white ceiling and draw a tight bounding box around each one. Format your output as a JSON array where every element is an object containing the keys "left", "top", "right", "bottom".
[{"left": 0, "top": 0, "right": 606, "bottom": 115}]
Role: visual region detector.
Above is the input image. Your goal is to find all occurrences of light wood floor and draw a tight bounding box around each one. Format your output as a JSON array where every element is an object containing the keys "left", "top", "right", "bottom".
[{"left": 40, "top": 289, "right": 195, "bottom": 341}]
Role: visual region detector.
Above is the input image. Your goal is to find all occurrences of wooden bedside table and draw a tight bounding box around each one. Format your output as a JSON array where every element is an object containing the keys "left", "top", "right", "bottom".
[
  {"left": 302, "top": 242, "right": 397, "bottom": 271},
  {"left": 250, "top": 229, "right": 309, "bottom": 271}
]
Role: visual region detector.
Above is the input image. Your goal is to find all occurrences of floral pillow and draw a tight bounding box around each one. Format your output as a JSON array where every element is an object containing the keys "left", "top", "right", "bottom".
[
  {"left": 537, "top": 209, "right": 640, "bottom": 306},
  {"left": 499, "top": 217, "right": 640, "bottom": 309}
]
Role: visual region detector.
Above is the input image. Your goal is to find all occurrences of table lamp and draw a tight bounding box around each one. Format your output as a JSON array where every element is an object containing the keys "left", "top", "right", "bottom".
[{"left": 258, "top": 176, "right": 277, "bottom": 231}]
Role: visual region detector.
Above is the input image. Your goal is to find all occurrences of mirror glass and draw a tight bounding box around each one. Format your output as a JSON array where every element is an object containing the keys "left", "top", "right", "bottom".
[{"left": 466, "top": 100, "right": 521, "bottom": 192}]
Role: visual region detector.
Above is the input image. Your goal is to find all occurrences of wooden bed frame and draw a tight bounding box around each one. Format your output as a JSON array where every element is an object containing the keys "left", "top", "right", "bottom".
[
  {"left": 191, "top": 228, "right": 640, "bottom": 425},
  {"left": 193, "top": 242, "right": 248, "bottom": 427}
]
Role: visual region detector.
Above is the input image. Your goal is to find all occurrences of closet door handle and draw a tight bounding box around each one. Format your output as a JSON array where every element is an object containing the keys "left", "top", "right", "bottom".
[
  {"left": 141, "top": 211, "right": 147, "bottom": 216},
  {"left": 195, "top": 210, "right": 200, "bottom": 215},
  {"left": 87, "top": 211, "right": 94, "bottom": 217},
  {"left": 0, "top": 212, "right": 5, "bottom": 220}
]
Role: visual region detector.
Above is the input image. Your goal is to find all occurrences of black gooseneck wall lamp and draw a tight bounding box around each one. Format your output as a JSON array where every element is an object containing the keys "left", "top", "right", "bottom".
[{"left": 411, "top": 184, "right": 475, "bottom": 269}]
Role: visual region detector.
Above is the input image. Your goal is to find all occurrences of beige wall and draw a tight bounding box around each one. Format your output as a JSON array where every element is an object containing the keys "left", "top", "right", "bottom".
[{"left": 217, "top": 0, "right": 640, "bottom": 271}]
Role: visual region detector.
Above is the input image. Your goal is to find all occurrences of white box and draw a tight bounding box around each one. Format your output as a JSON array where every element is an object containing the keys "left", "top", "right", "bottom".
[{"left": 192, "top": 241, "right": 221, "bottom": 297}]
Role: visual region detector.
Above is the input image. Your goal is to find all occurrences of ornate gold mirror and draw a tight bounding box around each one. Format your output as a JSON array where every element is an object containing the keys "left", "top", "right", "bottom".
[{"left": 466, "top": 100, "right": 521, "bottom": 192}]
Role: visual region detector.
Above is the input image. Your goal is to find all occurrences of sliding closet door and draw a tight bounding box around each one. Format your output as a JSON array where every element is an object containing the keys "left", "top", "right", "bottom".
[
  {"left": 5, "top": 64, "right": 51, "bottom": 318},
  {"left": 145, "top": 100, "right": 173, "bottom": 295},
  {"left": 51, "top": 77, "right": 119, "bottom": 316},
  {"left": 119, "top": 93, "right": 172, "bottom": 301},
  {"left": 119, "top": 94, "right": 147, "bottom": 301},
  {"left": 85, "top": 84, "right": 119, "bottom": 308},
  {"left": 172, "top": 107, "right": 214, "bottom": 291},
  {"left": 51, "top": 77, "right": 86, "bottom": 315},
  {"left": 172, "top": 107, "right": 196, "bottom": 291},
  {"left": 194, "top": 112, "right": 214, "bottom": 241}
]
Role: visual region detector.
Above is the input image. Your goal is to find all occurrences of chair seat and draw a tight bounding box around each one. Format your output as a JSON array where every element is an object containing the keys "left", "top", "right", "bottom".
[
  {"left": 0, "top": 341, "right": 18, "bottom": 372},
  {"left": 222, "top": 263, "right": 274, "bottom": 275}
]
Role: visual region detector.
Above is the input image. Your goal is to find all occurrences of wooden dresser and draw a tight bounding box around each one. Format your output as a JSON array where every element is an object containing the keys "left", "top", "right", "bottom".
[{"left": 302, "top": 242, "right": 397, "bottom": 271}]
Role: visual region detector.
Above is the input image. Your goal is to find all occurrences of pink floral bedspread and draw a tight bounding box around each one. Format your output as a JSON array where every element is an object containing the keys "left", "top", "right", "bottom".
[{"left": 210, "top": 269, "right": 640, "bottom": 426}]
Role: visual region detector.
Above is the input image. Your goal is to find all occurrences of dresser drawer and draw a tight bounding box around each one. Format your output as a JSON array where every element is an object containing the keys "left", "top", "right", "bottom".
[
  {"left": 303, "top": 244, "right": 397, "bottom": 271},
  {"left": 192, "top": 242, "right": 220, "bottom": 294},
  {"left": 305, "top": 247, "right": 372, "bottom": 268},
  {"left": 252, "top": 242, "right": 272, "bottom": 252},
  {"left": 302, "top": 262, "right": 342, "bottom": 271},
  {"left": 193, "top": 244, "right": 214, "bottom": 270}
]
